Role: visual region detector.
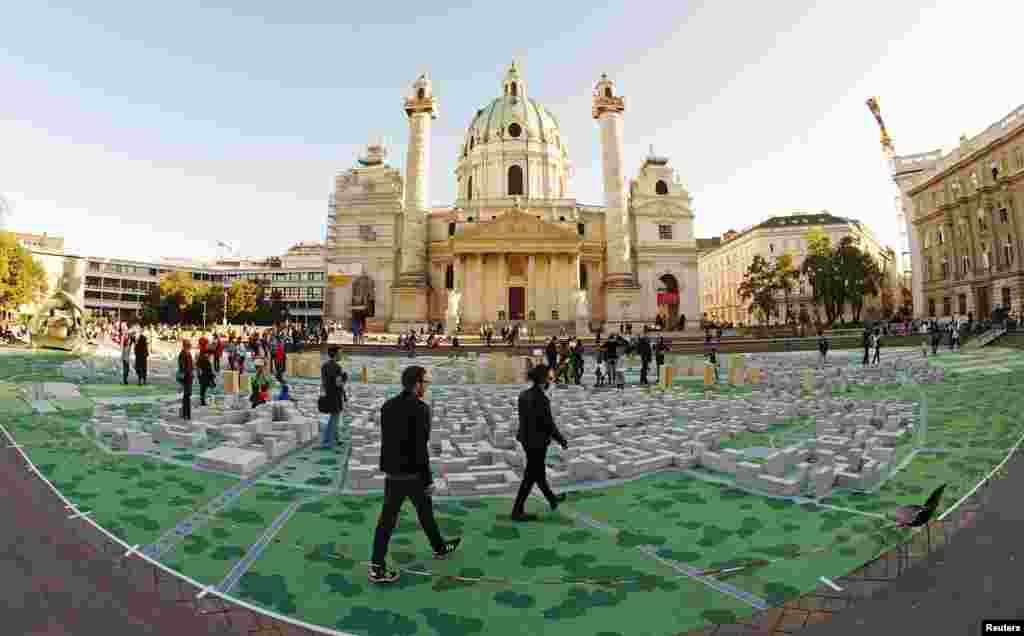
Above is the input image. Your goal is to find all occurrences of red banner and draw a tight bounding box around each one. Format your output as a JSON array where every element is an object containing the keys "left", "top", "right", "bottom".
[{"left": 657, "top": 292, "right": 679, "bottom": 306}]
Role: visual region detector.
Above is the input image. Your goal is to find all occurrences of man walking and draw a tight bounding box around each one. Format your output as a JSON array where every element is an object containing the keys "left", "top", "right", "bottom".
[
  {"left": 369, "top": 366, "right": 461, "bottom": 584},
  {"left": 511, "top": 364, "right": 568, "bottom": 521},
  {"left": 638, "top": 334, "right": 652, "bottom": 385},
  {"left": 319, "top": 346, "right": 346, "bottom": 450}
]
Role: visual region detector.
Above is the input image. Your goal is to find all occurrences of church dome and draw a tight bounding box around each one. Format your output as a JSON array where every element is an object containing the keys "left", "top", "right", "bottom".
[
  {"left": 462, "top": 62, "right": 567, "bottom": 154},
  {"left": 455, "top": 62, "right": 573, "bottom": 203}
]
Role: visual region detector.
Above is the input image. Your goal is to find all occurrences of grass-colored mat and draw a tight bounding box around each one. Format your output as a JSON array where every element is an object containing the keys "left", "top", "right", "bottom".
[
  {"left": 78, "top": 383, "right": 177, "bottom": 398},
  {"left": 162, "top": 485, "right": 304, "bottom": 586},
  {"left": 235, "top": 495, "right": 754, "bottom": 636}
]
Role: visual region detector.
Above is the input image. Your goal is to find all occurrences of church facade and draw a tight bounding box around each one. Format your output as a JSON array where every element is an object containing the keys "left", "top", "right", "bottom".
[{"left": 324, "top": 63, "right": 699, "bottom": 334}]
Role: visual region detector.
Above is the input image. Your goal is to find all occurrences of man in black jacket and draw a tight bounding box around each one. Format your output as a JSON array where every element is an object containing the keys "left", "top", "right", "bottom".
[
  {"left": 319, "top": 346, "right": 346, "bottom": 450},
  {"left": 369, "top": 366, "right": 461, "bottom": 584},
  {"left": 511, "top": 364, "right": 568, "bottom": 521},
  {"left": 637, "top": 334, "right": 652, "bottom": 385}
]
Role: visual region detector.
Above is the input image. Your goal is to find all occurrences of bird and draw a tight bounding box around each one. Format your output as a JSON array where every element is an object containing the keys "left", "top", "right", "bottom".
[{"left": 892, "top": 483, "right": 946, "bottom": 557}]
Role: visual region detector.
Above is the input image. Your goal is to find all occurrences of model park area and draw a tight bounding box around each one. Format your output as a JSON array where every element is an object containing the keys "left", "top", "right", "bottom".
[{"left": 2, "top": 345, "right": 1023, "bottom": 636}]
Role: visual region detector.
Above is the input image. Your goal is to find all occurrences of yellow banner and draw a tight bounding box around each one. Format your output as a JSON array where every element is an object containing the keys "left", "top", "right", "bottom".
[{"left": 328, "top": 274, "right": 354, "bottom": 288}]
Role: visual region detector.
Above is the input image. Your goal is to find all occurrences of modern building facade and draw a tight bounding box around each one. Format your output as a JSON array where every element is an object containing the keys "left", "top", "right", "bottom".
[
  {"left": 324, "top": 63, "right": 699, "bottom": 334},
  {"left": 893, "top": 103, "right": 1024, "bottom": 320},
  {"left": 698, "top": 212, "right": 896, "bottom": 325}
]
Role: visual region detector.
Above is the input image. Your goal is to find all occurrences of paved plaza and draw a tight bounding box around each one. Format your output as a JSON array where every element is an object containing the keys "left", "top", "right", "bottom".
[{"left": 1, "top": 346, "right": 1022, "bottom": 635}]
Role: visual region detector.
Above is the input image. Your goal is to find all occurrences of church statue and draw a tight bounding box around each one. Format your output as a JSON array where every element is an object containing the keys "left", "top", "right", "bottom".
[
  {"left": 445, "top": 289, "right": 462, "bottom": 334},
  {"left": 575, "top": 290, "right": 591, "bottom": 319},
  {"left": 29, "top": 258, "right": 89, "bottom": 352}
]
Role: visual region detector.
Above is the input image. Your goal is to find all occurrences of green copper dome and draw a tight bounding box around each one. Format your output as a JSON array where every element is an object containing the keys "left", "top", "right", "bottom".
[{"left": 466, "top": 96, "right": 564, "bottom": 148}]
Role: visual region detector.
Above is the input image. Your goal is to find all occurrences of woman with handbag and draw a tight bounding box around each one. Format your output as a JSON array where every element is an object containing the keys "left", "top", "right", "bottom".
[{"left": 177, "top": 339, "right": 194, "bottom": 420}]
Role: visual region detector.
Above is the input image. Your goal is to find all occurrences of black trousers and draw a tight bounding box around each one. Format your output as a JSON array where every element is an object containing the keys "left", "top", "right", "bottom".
[
  {"left": 122, "top": 361, "right": 129, "bottom": 384},
  {"left": 181, "top": 385, "right": 192, "bottom": 420},
  {"left": 214, "top": 356, "right": 221, "bottom": 372},
  {"left": 640, "top": 357, "right": 650, "bottom": 384},
  {"left": 862, "top": 347, "right": 870, "bottom": 365},
  {"left": 136, "top": 361, "right": 147, "bottom": 384},
  {"left": 513, "top": 444, "right": 557, "bottom": 512},
  {"left": 872, "top": 347, "right": 880, "bottom": 364},
  {"left": 371, "top": 477, "right": 445, "bottom": 566},
  {"left": 199, "top": 382, "right": 210, "bottom": 406}
]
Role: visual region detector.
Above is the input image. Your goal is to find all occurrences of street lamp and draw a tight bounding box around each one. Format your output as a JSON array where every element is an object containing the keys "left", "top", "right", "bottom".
[{"left": 223, "top": 280, "right": 230, "bottom": 328}]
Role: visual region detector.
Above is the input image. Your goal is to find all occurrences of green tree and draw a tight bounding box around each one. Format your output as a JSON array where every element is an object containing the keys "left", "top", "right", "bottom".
[
  {"left": 0, "top": 232, "right": 49, "bottom": 315},
  {"left": 835, "top": 236, "right": 882, "bottom": 322},
  {"left": 773, "top": 252, "right": 801, "bottom": 325},
  {"left": 738, "top": 254, "right": 778, "bottom": 325},
  {"left": 800, "top": 230, "right": 841, "bottom": 323}
]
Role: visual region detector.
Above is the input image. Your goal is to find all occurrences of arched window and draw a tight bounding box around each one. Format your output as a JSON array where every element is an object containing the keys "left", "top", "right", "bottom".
[
  {"left": 467, "top": 176, "right": 473, "bottom": 201},
  {"left": 508, "top": 165, "right": 524, "bottom": 196},
  {"left": 417, "top": 88, "right": 425, "bottom": 99},
  {"left": 469, "top": 136, "right": 475, "bottom": 150},
  {"left": 655, "top": 180, "right": 669, "bottom": 195},
  {"left": 577, "top": 223, "right": 585, "bottom": 236},
  {"left": 448, "top": 222, "right": 456, "bottom": 237},
  {"left": 510, "top": 83, "right": 517, "bottom": 97},
  {"left": 604, "top": 87, "right": 612, "bottom": 98},
  {"left": 508, "top": 123, "right": 522, "bottom": 138},
  {"left": 445, "top": 265, "right": 454, "bottom": 290},
  {"left": 579, "top": 263, "right": 588, "bottom": 290}
]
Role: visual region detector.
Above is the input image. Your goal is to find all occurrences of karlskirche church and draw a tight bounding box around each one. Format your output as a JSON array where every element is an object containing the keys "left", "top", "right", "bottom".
[{"left": 325, "top": 63, "right": 698, "bottom": 334}]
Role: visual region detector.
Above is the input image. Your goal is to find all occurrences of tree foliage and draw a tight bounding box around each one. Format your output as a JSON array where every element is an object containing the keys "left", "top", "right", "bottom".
[
  {"left": 0, "top": 232, "right": 49, "bottom": 314},
  {"left": 737, "top": 255, "right": 779, "bottom": 325},
  {"left": 799, "top": 229, "right": 884, "bottom": 324}
]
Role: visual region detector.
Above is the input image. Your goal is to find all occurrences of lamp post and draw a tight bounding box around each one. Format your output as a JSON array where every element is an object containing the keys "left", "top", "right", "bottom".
[{"left": 223, "top": 281, "right": 229, "bottom": 328}]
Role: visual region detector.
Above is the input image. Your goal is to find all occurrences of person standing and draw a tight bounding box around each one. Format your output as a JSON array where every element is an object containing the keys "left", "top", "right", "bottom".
[
  {"left": 249, "top": 359, "right": 274, "bottom": 408},
  {"left": 655, "top": 336, "right": 668, "bottom": 381},
  {"left": 511, "top": 364, "right": 568, "bottom": 521},
  {"left": 638, "top": 334, "right": 652, "bottom": 385},
  {"left": 602, "top": 335, "right": 619, "bottom": 389},
  {"left": 177, "top": 340, "right": 194, "bottom": 420},
  {"left": 121, "top": 337, "right": 133, "bottom": 384},
  {"left": 196, "top": 347, "right": 215, "bottom": 406},
  {"left": 134, "top": 332, "right": 149, "bottom": 385},
  {"left": 319, "top": 346, "right": 346, "bottom": 450},
  {"left": 872, "top": 328, "right": 882, "bottom": 365},
  {"left": 369, "top": 366, "right": 462, "bottom": 584},
  {"left": 213, "top": 333, "right": 224, "bottom": 373},
  {"left": 862, "top": 327, "right": 871, "bottom": 366},
  {"left": 817, "top": 330, "right": 829, "bottom": 366}
]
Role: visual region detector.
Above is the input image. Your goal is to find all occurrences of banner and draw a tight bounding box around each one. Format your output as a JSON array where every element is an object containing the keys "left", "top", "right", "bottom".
[{"left": 657, "top": 292, "right": 679, "bottom": 305}]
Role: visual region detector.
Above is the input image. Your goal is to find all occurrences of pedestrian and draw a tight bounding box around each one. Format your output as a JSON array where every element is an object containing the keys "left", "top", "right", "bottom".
[
  {"left": 817, "top": 330, "right": 829, "bottom": 366},
  {"left": 510, "top": 364, "right": 568, "bottom": 521},
  {"left": 369, "top": 366, "right": 462, "bottom": 584},
  {"left": 249, "top": 359, "right": 273, "bottom": 408},
  {"left": 177, "top": 339, "right": 194, "bottom": 420},
  {"left": 638, "top": 334, "right": 652, "bottom": 385},
  {"left": 213, "top": 333, "right": 224, "bottom": 372},
  {"left": 196, "top": 347, "right": 215, "bottom": 406},
  {"left": 872, "top": 329, "right": 882, "bottom": 365},
  {"left": 319, "top": 346, "right": 346, "bottom": 450},
  {"left": 602, "top": 335, "right": 619, "bottom": 388},
  {"left": 862, "top": 327, "right": 871, "bottom": 366},
  {"left": 134, "top": 333, "right": 149, "bottom": 385},
  {"left": 121, "top": 336, "right": 133, "bottom": 384},
  {"left": 921, "top": 335, "right": 929, "bottom": 357},
  {"left": 274, "top": 338, "right": 286, "bottom": 381},
  {"left": 655, "top": 336, "right": 668, "bottom": 381}
]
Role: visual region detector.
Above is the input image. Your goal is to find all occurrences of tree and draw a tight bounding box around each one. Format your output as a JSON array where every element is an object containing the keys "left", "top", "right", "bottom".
[
  {"left": 801, "top": 230, "right": 841, "bottom": 323},
  {"left": 225, "top": 280, "right": 258, "bottom": 321},
  {"left": 738, "top": 255, "right": 778, "bottom": 325},
  {"left": 0, "top": 232, "right": 49, "bottom": 315},
  {"left": 774, "top": 252, "right": 800, "bottom": 325},
  {"left": 835, "top": 236, "right": 882, "bottom": 323},
  {"left": 159, "top": 271, "right": 200, "bottom": 311},
  {"left": 880, "top": 283, "right": 895, "bottom": 320}
]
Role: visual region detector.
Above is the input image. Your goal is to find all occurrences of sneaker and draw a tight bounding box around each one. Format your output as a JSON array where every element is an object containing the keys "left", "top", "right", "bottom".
[
  {"left": 368, "top": 563, "right": 399, "bottom": 584},
  {"left": 433, "top": 537, "right": 462, "bottom": 559},
  {"left": 550, "top": 493, "right": 567, "bottom": 512}
]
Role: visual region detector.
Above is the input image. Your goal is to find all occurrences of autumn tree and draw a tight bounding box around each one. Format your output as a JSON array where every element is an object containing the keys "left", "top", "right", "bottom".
[
  {"left": 225, "top": 280, "right": 258, "bottom": 320},
  {"left": 738, "top": 255, "right": 779, "bottom": 325},
  {"left": 0, "top": 232, "right": 49, "bottom": 315},
  {"left": 774, "top": 252, "right": 801, "bottom": 324}
]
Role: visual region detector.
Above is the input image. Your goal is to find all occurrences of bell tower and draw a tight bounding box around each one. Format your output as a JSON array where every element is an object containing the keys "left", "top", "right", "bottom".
[
  {"left": 392, "top": 73, "right": 439, "bottom": 328},
  {"left": 593, "top": 73, "right": 640, "bottom": 329}
]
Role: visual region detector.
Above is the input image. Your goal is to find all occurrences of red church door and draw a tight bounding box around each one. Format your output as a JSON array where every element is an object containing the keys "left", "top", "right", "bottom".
[{"left": 508, "top": 287, "right": 525, "bottom": 321}]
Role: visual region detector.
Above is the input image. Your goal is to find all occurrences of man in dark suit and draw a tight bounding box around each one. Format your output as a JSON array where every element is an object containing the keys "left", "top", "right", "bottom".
[
  {"left": 511, "top": 364, "right": 568, "bottom": 521},
  {"left": 368, "top": 365, "right": 461, "bottom": 584},
  {"left": 637, "top": 334, "right": 653, "bottom": 385}
]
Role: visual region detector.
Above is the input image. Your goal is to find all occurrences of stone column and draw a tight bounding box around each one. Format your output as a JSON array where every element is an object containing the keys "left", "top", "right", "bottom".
[
  {"left": 470, "top": 254, "right": 483, "bottom": 323},
  {"left": 527, "top": 255, "right": 536, "bottom": 319},
  {"left": 546, "top": 255, "right": 555, "bottom": 321},
  {"left": 563, "top": 254, "right": 574, "bottom": 321},
  {"left": 496, "top": 253, "right": 507, "bottom": 320}
]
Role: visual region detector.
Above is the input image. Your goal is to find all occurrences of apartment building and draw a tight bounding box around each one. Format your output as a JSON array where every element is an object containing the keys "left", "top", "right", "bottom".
[{"left": 698, "top": 212, "right": 896, "bottom": 325}]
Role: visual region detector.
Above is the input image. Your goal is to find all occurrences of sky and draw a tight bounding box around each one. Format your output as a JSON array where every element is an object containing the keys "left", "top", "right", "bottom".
[{"left": 2, "top": 0, "right": 1022, "bottom": 263}]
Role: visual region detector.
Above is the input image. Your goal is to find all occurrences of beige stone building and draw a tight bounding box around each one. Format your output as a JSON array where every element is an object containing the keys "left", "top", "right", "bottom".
[
  {"left": 324, "top": 64, "right": 699, "bottom": 334},
  {"left": 892, "top": 103, "right": 1024, "bottom": 320},
  {"left": 698, "top": 212, "right": 896, "bottom": 325}
]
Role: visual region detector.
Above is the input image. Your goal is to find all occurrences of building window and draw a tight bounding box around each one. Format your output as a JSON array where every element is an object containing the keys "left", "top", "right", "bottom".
[
  {"left": 977, "top": 209, "right": 987, "bottom": 232},
  {"left": 510, "top": 82, "right": 517, "bottom": 97},
  {"left": 417, "top": 88, "right": 425, "bottom": 99},
  {"left": 1000, "top": 208, "right": 1009, "bottom": 224},
  {"left": 467, "top": 176, "right": 473, "bottom": 200},
  {"left": 655, "top": 180, "right": 668, "bottom": 195},
  {"left": 1002, "top": 286, "right": 1012, "bottom": 309},
  {"left": 559, "top": 216, "right": 565, "bottom": 222},
  {"left": 289, "top": 272, "right": 301, "bottom": 281},
  {"left": 577, "top": 223, "right": 585, "bottom": 236},
  {"left": 551, "top": 309, "right": 559, "bottom": 321},
  {"left": 941, "top": 259, "right": 949, "bottom": 278},
  {"left": 358, "top": 225, "right": 376, "bottom": 241},
  {"left": 928, "top": 298, "right": 936, "bottom": 316},
  {"left": 467, "top": 216, "right": 474, "bottom": 222},
  {"left": 769, "top": 243, "right": 774, "bottom": 254},
  {"left": 604, "top": 87, "right": 612, "bottom": 98},
  {"left": 658, "top": 224, "right": 673, "bottom": 240},
  {"left": 1005, "top": 240, "right": 1014, "bottom": 265},
  {"left": 508, "top": 123, "right": 522, "bottom": 138},
  {"left": 448, "top": 222, "right": 456, "bottom": 237},
  {"left": 958, "top": 294, "right": 967, "bottom": 315},
  {"left": 445, "top": 265, "right": 454, "bottom": 290},
  {"left": 507, "top": 165, "right": 524, "bottom": 196},
  {"left": 579, "top": 263, "right": 588, "bottom": 290},
  {"left": 937, "top": 229, "right": 944, "bottom": 245},
  {"left": 943, "top": 297, "right": 951, "bottom": 316},
  {"left": 961, "top": 254, "right": 970, "bottom": 275}
]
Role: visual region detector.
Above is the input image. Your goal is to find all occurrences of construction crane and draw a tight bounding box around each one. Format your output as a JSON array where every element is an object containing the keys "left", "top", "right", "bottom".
[
  {"left": 866, "top": 96, "right": 895, "bottom": 156},
  {"left": 0, "top": 194, "right": 11, "bottom": 231}
]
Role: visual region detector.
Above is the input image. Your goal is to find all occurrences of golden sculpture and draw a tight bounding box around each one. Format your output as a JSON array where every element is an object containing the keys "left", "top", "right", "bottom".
[
  {"left": 29, "top": 257, "right": 90, "bottom": 352},
  {"left": 866, "top": 97, "right": 894, "bottom": 152}
]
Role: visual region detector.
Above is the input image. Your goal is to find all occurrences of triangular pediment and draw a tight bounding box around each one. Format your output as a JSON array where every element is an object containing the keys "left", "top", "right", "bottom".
[{"left": 453, "top": 208, "right": 580, "bottom": 243}]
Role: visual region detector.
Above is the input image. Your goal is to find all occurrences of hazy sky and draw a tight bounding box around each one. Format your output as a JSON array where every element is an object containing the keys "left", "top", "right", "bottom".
[{"left": 2, "top": 1, "right": 1021, "bottom": 262}]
